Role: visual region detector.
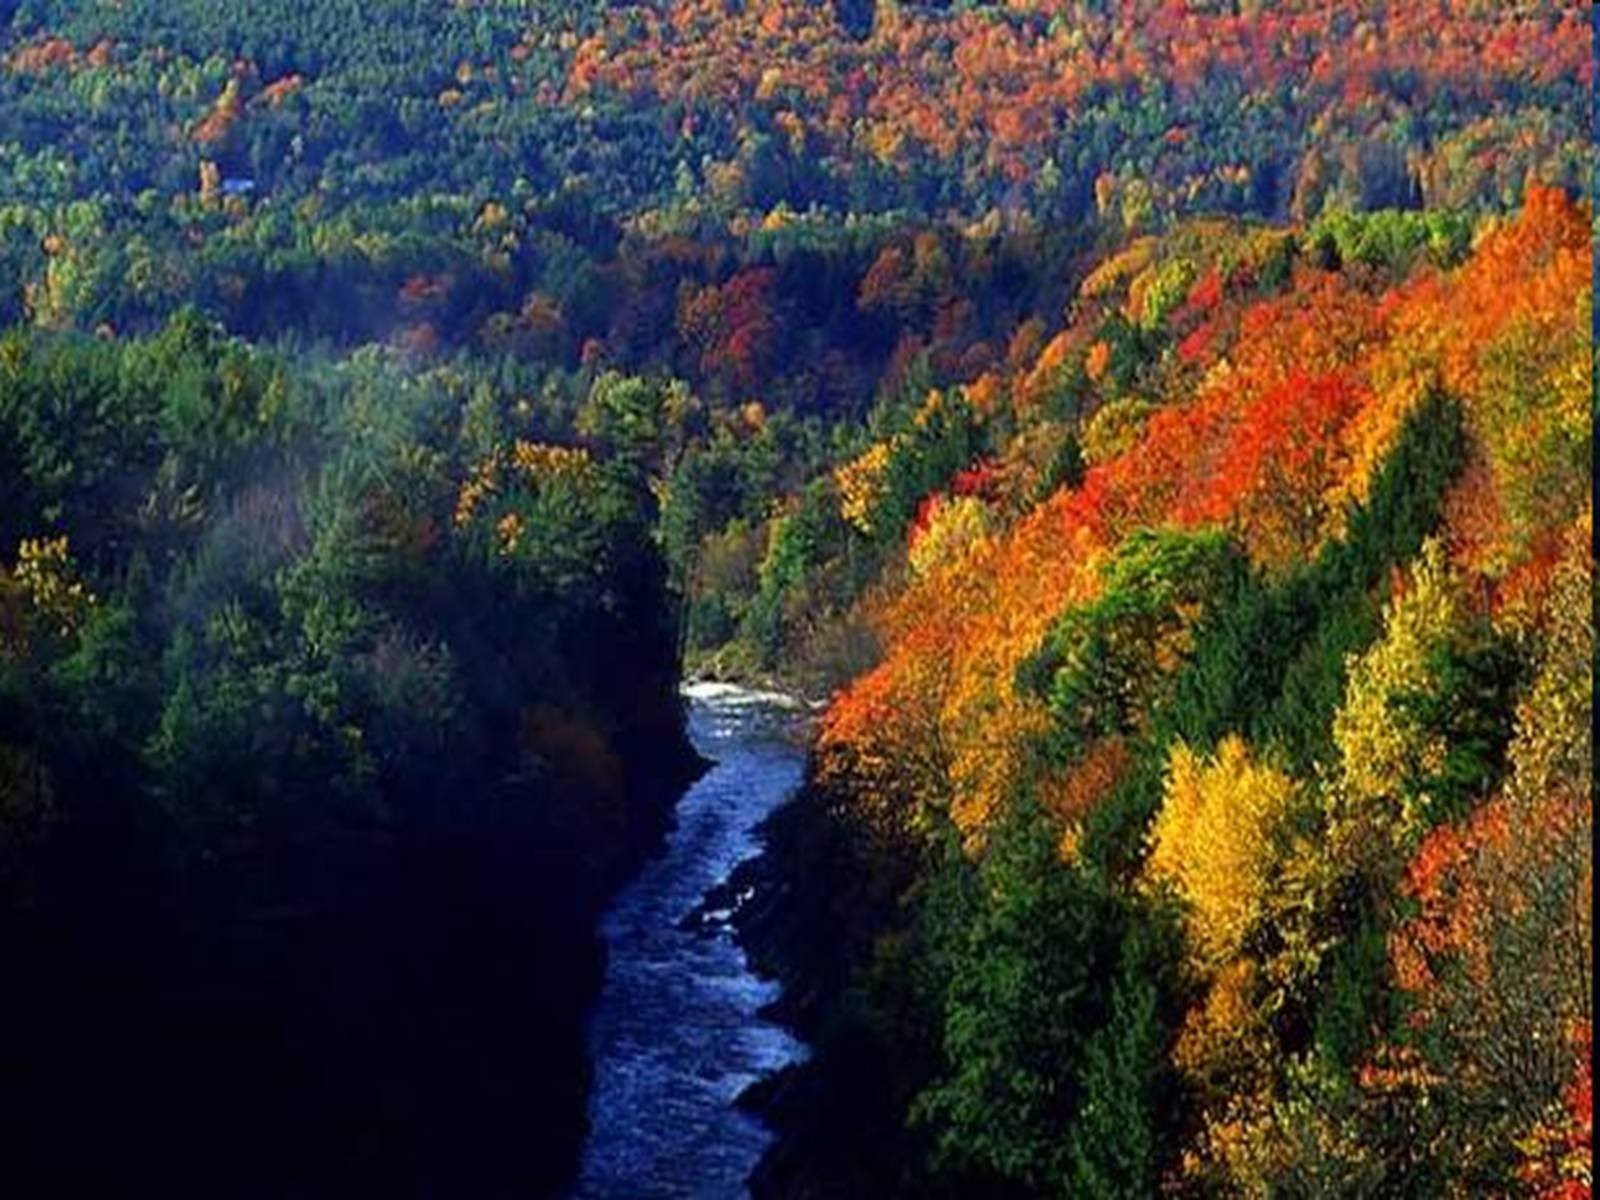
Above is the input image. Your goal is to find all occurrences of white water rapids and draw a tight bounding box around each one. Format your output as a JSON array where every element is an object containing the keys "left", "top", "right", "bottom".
[{"left": 571, "top": 684, "right": 809, "bottom": 1199}]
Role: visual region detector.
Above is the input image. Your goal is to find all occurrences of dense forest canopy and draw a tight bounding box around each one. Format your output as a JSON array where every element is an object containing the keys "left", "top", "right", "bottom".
[
  {"left": 737, "top": 182, "right": 1592, "bottom": 1200},
  {"left": 0, "top": 0, "right": 1591, "bottom": 1196},
  {"left": 0, "top": 0, "right": 1589, "bottom": 343}
]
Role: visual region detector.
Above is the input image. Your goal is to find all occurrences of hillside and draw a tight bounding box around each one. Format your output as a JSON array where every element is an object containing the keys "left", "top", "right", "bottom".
[
  {"left": 744, "top": 186, "right": 1593, "bottom": 1199},
  {"left": 0, "top": 2, "right": 1591, "bottom": 1197}
]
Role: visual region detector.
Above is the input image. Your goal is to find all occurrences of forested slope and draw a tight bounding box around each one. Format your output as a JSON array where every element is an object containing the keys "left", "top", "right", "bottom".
[
  {"left": 0, "top": 1, "right": 1590, "bottom": 1197},
  {"left": 745, "top": 186, "right": 1593, "bottom": 1200},
  {"left": 0, "top": 320, "right": 698, "bottom": 1195}
]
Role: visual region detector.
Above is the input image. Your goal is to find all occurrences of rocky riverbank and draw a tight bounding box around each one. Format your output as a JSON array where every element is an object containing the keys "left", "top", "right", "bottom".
[{"left": 721, "top": 778, "right": 927, "bottom": 1200}]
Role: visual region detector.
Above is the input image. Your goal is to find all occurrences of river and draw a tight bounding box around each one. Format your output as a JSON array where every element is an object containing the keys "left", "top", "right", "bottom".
[{"left": 572, "top": 682, "right": 810, "bottom": 1199}]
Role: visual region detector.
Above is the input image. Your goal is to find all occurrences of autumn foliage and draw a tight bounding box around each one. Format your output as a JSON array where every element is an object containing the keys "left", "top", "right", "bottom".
[
  {"left": 820, "top": 189, "right": 1590, "bottom": 843},
  {"left": 565, "top": 1, "right": 1590, "bottom": 206},
  {"left": 1, "top": 2, "right": 1591, "bottom": 1194},
  {"left": 811, "top": 188, "right": 1592, "bottom": 1194}
]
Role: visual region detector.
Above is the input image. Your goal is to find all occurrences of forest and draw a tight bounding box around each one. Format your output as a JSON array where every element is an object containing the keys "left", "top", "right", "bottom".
[
  {"left": 0, "top": 1, "right": 1591, "bottom": 1197},
  {"left": 744, "top": 182, "right": 1592, "bottom": 1200}
]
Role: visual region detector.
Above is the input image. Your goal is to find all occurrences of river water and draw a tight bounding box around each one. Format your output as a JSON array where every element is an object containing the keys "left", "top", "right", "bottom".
[{"left": 571, "top": 683, "right": 809, "bottom": 1199}]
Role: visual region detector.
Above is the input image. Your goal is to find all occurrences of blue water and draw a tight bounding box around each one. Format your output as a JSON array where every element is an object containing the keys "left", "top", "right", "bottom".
[{"left": 572, "top": 684, "right": 809, "bottom": 1199}]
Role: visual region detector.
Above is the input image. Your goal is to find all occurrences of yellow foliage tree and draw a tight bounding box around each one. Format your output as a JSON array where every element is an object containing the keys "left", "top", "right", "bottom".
[
  {"left": 1329, "top": 537, "right": 1464, "bottom": 845},
  {"left": 834, "top": 439, "right": 895, "bottom": 535},
  {"left": 1144, "top": 735, "right": 1298, "bottom": 973},
  {"left": 907, "top": 494, "right": 990, "bottom": 578},
  {"left": 12, "top": 536, "right": 95, "bottom": 640},
  {"left": 1173, "top": 958, "right": 1276, "bottom": 1097}
]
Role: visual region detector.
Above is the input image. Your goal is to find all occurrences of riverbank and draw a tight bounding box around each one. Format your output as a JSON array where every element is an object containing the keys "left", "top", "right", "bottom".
[{"left": 726, "top": 776, "right": 928, "bottom": 1200}]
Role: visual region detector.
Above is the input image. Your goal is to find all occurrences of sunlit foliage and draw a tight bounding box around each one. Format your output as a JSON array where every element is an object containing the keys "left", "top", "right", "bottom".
[{"left": 1145, "top": 736, "right": 1296, "bottom": 974}]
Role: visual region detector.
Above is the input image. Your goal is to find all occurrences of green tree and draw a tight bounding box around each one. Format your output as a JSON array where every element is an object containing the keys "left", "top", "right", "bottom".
[{"left": 912, "top": 799, "right": 1117, "bottom": 1196}]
